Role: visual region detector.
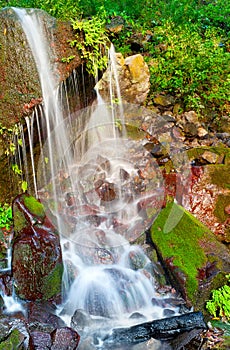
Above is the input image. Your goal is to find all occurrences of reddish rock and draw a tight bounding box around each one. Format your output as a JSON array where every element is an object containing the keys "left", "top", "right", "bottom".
[
  {"left": 12, "top": 193, "right": 63, "bottom": 301},
  {"left": 50, "top": 327, "right": 80, "bottom": 350}
]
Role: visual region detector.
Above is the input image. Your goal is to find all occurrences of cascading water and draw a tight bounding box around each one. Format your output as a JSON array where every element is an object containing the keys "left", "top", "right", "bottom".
[{"left": 9, "top": 8, "right": 182, "bottom": 349}]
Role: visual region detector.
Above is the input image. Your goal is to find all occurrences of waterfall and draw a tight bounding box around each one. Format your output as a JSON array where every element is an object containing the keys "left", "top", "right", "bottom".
[{"left": 11, "top": 8, "right": 178, "bottom": 344}]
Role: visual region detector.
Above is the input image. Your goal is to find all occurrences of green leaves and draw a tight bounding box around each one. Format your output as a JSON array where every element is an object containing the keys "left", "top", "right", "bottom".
[
  {"left": 206, "top": 275, "right": 230, "bottom": 320},
  {"left": 0, "top": 203, "right": 13, "bottom": 230},
  {"left": 70, "top": 15, "right": 109, "bottom": 76},
  {"left": 147, "top": 20, "right": 230, "bottom": 116}
]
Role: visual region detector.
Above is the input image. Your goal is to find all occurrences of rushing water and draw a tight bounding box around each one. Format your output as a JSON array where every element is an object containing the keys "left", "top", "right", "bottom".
[{"left": 10, "top": 8, "right": 181, "bottom": 349}]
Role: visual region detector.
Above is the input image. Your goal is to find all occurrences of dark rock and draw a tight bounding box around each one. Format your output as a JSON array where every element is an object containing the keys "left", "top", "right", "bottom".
[
  {"left": 168, "top": 328, "right": 204, "bottom": 350},
  {"left": 29, "top": 331, "right": 52, "bottom": 349},
  {"left": 50, "top": 327, "right": 80, "bottom": 350},
  {"left": 27, "top": 302, "right": 66, "bottom": 331},
  {"left": 129, "top": 312, "right": 146, "bottom": 320},
  {"left": 12, "top": 193, "right": 63, "bottom": 301},
  {"left": 71, "top": 309, "right": 92, "bottom": 332},
  {"left": 163, "top": 309, "right": 176, "bottom": 317},
  {"left": 101, "top": 312, "right": 206, "bottom": 345}
]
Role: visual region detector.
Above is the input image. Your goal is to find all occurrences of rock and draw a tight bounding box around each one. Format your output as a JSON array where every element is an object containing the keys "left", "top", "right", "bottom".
[
  {"left": 150, "top": 202, "right": 230, "bottom": 309},
  {"left": 153, "top": 94, "right": 175, "bottom": 107},
  {"left": 50, "top": 327, "right": 80, "bottom": 350},
  {"left": 29, "top": 331, "right": 52, "bottom": 349},
  {"left": 101, "top": 312, "right": 206, "bottom": 345},
  {"left": 12, "top": 193, "right": 63, "bottom": 301},
  {"left": 183, "top": 122, "right": 198, "bottom": 138},
  {"left": 27, "top": 302, "right": 66, "bottom": 331},
  {"left": 97, "top": 53, "right": 150, "bottom": 105},
  {"left": 70, "top": 309, "right": 92, "bottom": 332},
  {"left": 201, "top": 150, "right": 219, "bottom": 164},
  {"left": 0, "top": 8, "right": 98, "bottom": 204},
  {"left": 0, "top": 328, "right": 25, "bottom": 349},
  {"left": 197, "top": 126, "right": 208, "bottom": 138},
  {"left": 183, "top": 111, "right": 199, "bottom": 125}
]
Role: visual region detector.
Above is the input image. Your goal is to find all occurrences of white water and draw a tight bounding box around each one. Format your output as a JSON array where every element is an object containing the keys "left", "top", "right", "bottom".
[{"left": 7, "top": 8, "right": 178, "bottom": 348}]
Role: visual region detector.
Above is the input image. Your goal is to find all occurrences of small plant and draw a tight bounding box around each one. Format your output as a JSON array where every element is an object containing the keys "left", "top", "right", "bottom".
[
  {"left": 0, "top": 203, "right": 13, "bottom": 231},
  {"left": 61, "top": 55, "right": 76, "bottom": 63},
  {"left": 206, "top": 274, "right": 230, "bottom": 320},
  {"left": 70, "top": 14, "right": 110, "bottom": 76}
]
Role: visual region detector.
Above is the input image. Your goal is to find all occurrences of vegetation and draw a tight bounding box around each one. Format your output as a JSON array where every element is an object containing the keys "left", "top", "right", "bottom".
[
  {"left": 206, "top": 274, "right": 230, "bottom": 320},
  {"left": 0, "top": 203, "right": 12, "bottom": 230},
  {"left": 0, "top": 0, "right": 229, "bottom": 119}
]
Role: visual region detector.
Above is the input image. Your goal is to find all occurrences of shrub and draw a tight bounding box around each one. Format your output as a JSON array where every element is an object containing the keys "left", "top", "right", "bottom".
[{"left": 146, "top": 21, "right": 230, "bottom": 115}]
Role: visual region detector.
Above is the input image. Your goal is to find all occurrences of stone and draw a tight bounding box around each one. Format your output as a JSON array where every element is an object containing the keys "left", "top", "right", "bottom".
[
  {"left": 101, "top": 312, "right": 206, "bottom": 345},
  {"left": 97, "top": 52, "right": 150, "bottom": 105},
  {"left": 183, "top": 111, "right": 199, "bottom": 125},
  {"left": 0, "top": 328, "right": 25, "bottom": 349},
  {"left": 197, "top": 126, "right": 208, "bottom": 138},
  {"left": 150, "top": 202, "right": 230, "bottom": 309},
  {"left": 12, "top": 193, "right": 63, "bottom": 301},
  {"left": 50, "top": 327, "right": 80, "bottom": 350},
  {"left": 29, "top": 331, "right": 52, "bottom": 349},
  {"left": 154, "top": 94, "right": 175, "bottom": 107},
  {"left": 201, "top": 150, "right": 219, "bottom": 164}
]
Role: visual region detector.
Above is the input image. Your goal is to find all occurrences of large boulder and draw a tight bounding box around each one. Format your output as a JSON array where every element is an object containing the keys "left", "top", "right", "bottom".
[
  {"left": 150, "top": 202, "right": 230, "bottom": 310},
  {"left": 97, "top": 52, "right": 150, "bottom": 105},
  {"left": 0, "top": 8, "right": 98, "bottom": 204},
  {"left": 0, "top": 7, "right": 97, "bottom": 128},
  {"left": 12, "top": 193, "right": 63, "bottom": 301}
]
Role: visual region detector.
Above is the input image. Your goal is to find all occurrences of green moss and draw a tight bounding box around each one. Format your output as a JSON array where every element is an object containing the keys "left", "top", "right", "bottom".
[
  {"left": 13, "top": 208, "right": 27, "bottom": 233},
  {"left": 41, "top": 262, "right": 63, "bottom": 300},
  {"left": 0, "top": 329, "right": 24, "bottom": 349},
  {"left": 214, "top": 194, "right": 230, "bottom": 223},
  {"left": 24, "top": 195, "right": 45, "bottom": 218},
  {"left": 125, "top": 124, "right": 146, "bottom": 141},
  {"left": 150, "top": 202, "right": 209, "bottom": 300},
  {"left": 209, "top": 164, "right": 230, "bottom": 189},
  {"left": 187, "top": 145, "right": 230, "bottom": 163}
]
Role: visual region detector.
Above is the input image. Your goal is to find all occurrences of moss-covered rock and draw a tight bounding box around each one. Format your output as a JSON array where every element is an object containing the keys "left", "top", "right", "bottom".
[
  {"left": 150, "top": 202, "right": 230, "bottom": 310},
  {"left": 12, "top": 193, "right": 63, "bottom": 302},
  {"left": 0, "top": 328, "right": 25, "bottom": 349}
]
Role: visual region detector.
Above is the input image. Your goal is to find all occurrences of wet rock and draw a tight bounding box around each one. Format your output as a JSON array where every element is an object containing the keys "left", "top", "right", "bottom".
[
  {"left": 27, "top": 302, "right": 66, "bottom": 331},
  {"left": 101, "top": 312, "right": 206, "bottom": 345},
  {"left": 71, "top": 309, "right": 92, "bottom": 332},
  {"left": 97, "top": 53, "right": 150, "bottom": 105},
  {"left": 50, "top": 327, "right": 80, "bottom": 350},
  {"left": 29, "top": 331, "right": 52, "bottom": 349},
  {"left": 150, "top": 202, "right": 230, "bottom": 309},
  {"left": 12, "top": 193, "right": 63, "bottom": 301},
  {"left": 94, "top": 180, "right": 117, "bottom": 202},
  {"left": 0, "top": 328, "right": 25, "bottom": 349},
  {"left": 129, "top": 312, "right": 146, "bottom": 321}
]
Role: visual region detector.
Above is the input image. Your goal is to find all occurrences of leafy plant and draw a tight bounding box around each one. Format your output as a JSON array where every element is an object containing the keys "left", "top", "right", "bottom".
[
  {"left": 206, "top": 274, "right": 230, "bottom": 320},
  {"left": 0, "top": 203, "right": 13, "bottom": 230},
  {"left": 146, "top": 20, "right": 230, "bottom": 116},
  {"left": 69, "top": 14, "right": 110, "bottom": 76}
]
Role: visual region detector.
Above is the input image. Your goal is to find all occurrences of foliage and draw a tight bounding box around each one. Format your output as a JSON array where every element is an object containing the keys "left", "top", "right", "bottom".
[
  {"left": 0, "top": 0, "right": 81, "bottom": 19},
  {"left": 0, "top": 203, "right": 12, "bottom": 230},
  {"left": 146, "top": 21, "right": 230, "bottom": 115},
  {"left": 206, "top": 274, "right": 230, "bottom": 320},
  {"left": 69, "top": 14, "right": 110, "bottom": 76},
  {"left": 0, "top": 0, "right": 229, "bottom": 117}
]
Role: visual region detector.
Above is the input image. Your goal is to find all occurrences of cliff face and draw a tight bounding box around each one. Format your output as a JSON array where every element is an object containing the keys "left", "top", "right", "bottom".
[
  {"left": 0, "top": 7, "right": 95, "bottom": 128},
  {"left": 0, "top": 8, "right": 97, "bottom": 202}
]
